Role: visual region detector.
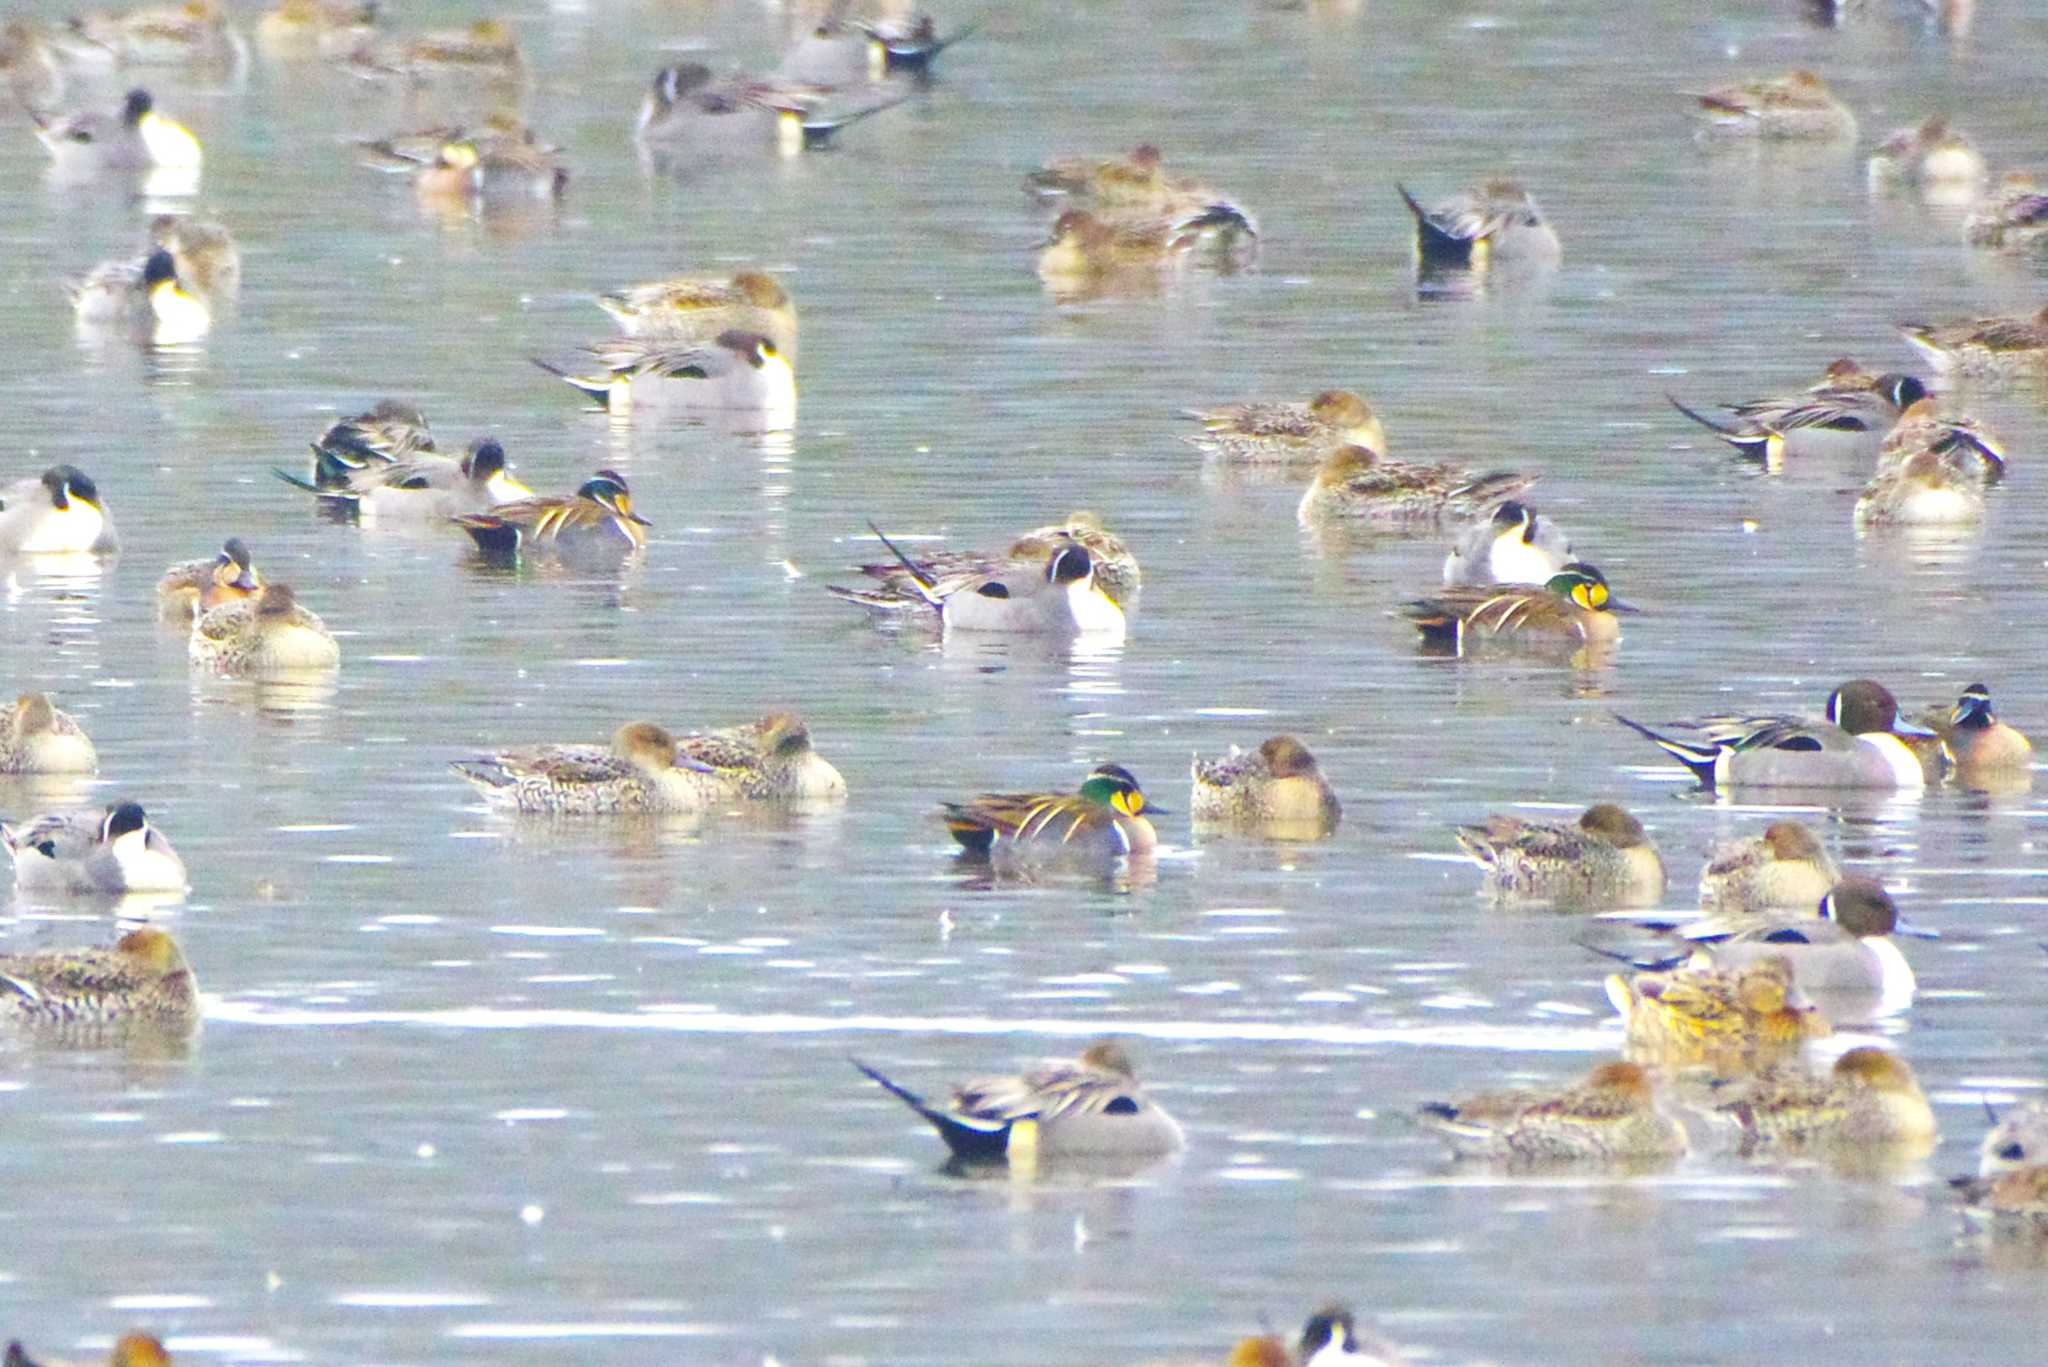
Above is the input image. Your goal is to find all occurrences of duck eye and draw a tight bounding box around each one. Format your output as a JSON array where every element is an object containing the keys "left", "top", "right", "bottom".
[
  {"left": 2000, "top": 1142, "right": 2027, "bottom": 1162},
  {"left": 1103, "top": 1097, "right": 1139, "bottom": 1115}
]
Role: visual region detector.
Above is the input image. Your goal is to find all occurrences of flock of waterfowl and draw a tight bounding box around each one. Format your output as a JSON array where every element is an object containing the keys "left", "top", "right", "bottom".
[{"left": 2, "top": 0, "right": 2047, "bottom": 1361}]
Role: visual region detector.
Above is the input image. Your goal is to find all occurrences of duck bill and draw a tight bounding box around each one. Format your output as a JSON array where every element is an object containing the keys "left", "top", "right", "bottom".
[
  {"left": 1892, "top": 916, "right": 1941, "bottom": 940},
  {"left": 1893, "top": 716, "right": 1939, "bottom": 738},
  {"left": 1606, "top": 597, "right": 1642, "bottom": 615}
]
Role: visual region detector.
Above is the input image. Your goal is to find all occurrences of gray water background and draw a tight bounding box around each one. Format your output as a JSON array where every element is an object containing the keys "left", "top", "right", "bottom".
[{"left": 5, "top": 0, "right": 2048, "bottom": 1361}]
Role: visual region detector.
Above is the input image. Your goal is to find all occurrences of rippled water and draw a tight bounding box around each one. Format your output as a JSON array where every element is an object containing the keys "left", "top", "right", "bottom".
[{"left": 5, "top": 0, "right": 2048, "bottom": 1361}]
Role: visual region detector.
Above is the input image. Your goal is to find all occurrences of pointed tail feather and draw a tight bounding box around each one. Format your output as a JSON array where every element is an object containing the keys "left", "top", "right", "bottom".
[
  {"left": 533, "top": 356, "right": 614, "bottom": 407},
  {"left": 1612, "top": 713, "right": 1720, "bottom": 784},
  {"left": 862, "top": 522, "right": 941, "bottom": 610}
]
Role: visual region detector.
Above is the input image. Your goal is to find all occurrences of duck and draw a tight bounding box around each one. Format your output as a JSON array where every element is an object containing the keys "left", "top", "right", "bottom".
[
  {"left": 61, "top": 0, "right": 244, "bottom": 67},
  {"left": 1711, "top": 1047, "right": 1937, "bottom": 1157},
  {"left": 1923, "top": 682, "right": 2033, "bottom": 777},
  {"left": 1667, "top": 370, "right": 1928, "bottom": 466},
  {"left": 634, "top": 62, "right": 905, "bottom": 158},
  {"left": 275, "top": 437, "right": 531, "bottom": 520},
  {"left": 32, "top": 86, "right": 201, "bottom": 174},
  {"left": 538, "top": 332, "right": 795, "bottom": 419},
  {"left": 412, "top": 136, "right": 567, "bottom": 203},
  {"left": 595, "top": 270, "right": 799, "bottom": 360},
  {"left": 155, "top": 536, "right": 260, "bottom": 621},
  {"left": 1870, "top": 398, "right": 2005, "bottom": 482},
  {"left": 1854, "top": 448, "right": 1986, "bottom": 527},
  {"left": 854, "top": 14, "right": 975, "bottom": 76},
  {"left": 851, "top": 1037, "right": 1184, "bottom": 1164},
  {"left": 1605, "top": 954, "right": 1830, "bottom": 1070},
  {"left": 1979, "top": 1098, "right": 2048, "bottom": 1176},
  {"left": 1405, "top": 563, "right": 1633, "bottom": 654},
  {"left": 305, "top": 400, "right": 435, "bottom": 489},
  {"left": 1438, "top": 501, "right": 1574, "bottom": 587},
  {"left": 0, "top": 928, "right": 195, "bottom": 1041},
  {"left": 1660, "top": 877, "right": 1934, "bottom": 1018},
  {"left": 148, "top": 213, "right": 238, "bottom": 296},
  {"left": 66, "top": 248, "right": 209, "bottom": 345},
  {"left": 3, "top": 1331, "right": 173, "bottom": 1367},
  {"left": 355, "top": 113, "right": 552, "bottom": 172},
  {"left": 1414, "top": 1059, "right": 1687, "bottom": 1164},
  {"left": 1208, "top": 1307, "right": 1400, "bottom": 1367},
  {"left": 0, "top": 20, "right": 65, "bottom": 107},
  {"left": 452, "top": 721, "right": 720, "bottom": 815},
  {"left": 1898, "top": 305, "right": 2048, "bottom": 382},
  {"left": 347, "top": 17, "right": 522, "bottom": 79},
  {"left": 0, "top": 692, "right": 97, "bottom": 775},
  {"left": 1698, "top": 820, "right": 1840, "bottom": 913},
  {"left": 0, "top": 465, "right": 119, "bottom": 556},
  {"left": 1452, "top": 802, "right": 1665, "bottom": 905},
  {"left": 1963, "top": 171, "right": 2048, "bottom": 252},
  {"left": 1614, "top": 679, "right": 1931, "bottom": 789},
  {"left": 1952, "top": 1165, "right": 2048, "bottom": 1232},
  {"left": 1868, "top": 116, "right": 1987, "bottom": 203},
  {"left": 833, "top": 526, "right": 1125, "bottom": 636},
  {"left": 1688, "top": 68, "right": 1858, "bottom": 141},
  {"left": 1181, "top": 389, "right": 1385, "bottom": 464},
  {"left": 2, "top": 801, "right": 188, "bottom": 895},
  {"left": 943, "top": 763, "right": 1161, "bottom": 860},
  {"left": 189, "top": 583, "right": 340, "bottom": 674},
  {"left": 1027, "top": 143, "right": 1219, "bottom": 213},
  {"left": 1037, "top": 204, "right": 1259, "bottom": 287},
  {"left": 451, "top": 469, "right": 650, "bottom": 561},
  {"left": 1395, "top": 178, "right": 1562, "bottom": 273},
  {"left": 255, "top": 0, "right": 378, "bottom": 59},
  {"left": 836, "top": 512, "right": 1141, "bottom": 609},
  {"left": 675, "top": 711, "right": 847, "bottom": 802},
  {"left": 1297, "top": 444, "right": 1535, "bottom": 527},
  {"left": 1190, "top": 735, "right": 1342, "bottom": 834}
]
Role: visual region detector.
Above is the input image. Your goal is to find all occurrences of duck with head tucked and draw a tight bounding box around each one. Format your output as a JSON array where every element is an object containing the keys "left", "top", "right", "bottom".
[
  {"left": 1036, "top": 202, "right": 1259, "bottom": 290},
  {"left": 676, "top": 712, "right": 846, "bottom": 802},
  {"left": 5, "top": 1331, "right": 173, "bottom": 1367},
  {"left": 1604, "top": 953, "right": 1830, "bottom": 1071},
  {"left": 190, "top": 583, "right": 339, "bottom": 674},
  {"left": 1898, "top": 305, "right": 2048, "bottom": 382},
  {"left": 1415, "top": 1059, "right": 1687, "bottom": 1165},
  {"left": 156, "top": 536, "right": 260, "bottom": 621},
  {"left": 1698, "top": 820, "right": 1840, "bottom": 913},
  {"left": 1297, "top": 445, "right": 1535, "bottom": 528},
  {"left": 596, "top": 269, "right": 798, "bottom": 360},
  {"left": 1711, "top": 1046, "right": 1936, "bottom": 1159},
  {"left": 943, "top": 763, "right": 1161, "bottom": 862},
  {"left": 851, "top": 1038, "right": 1184, "bottom": 1165},
  {"left": 1190, "top": 735, "right": 1341, "bottom": 836},
  {"left": 1182, "top": 388, "right": 1385, "bottom": 464},
  {"left": 1868, "top": 115, "right": 1987, "bottom": 204},
  {"left": 834, "top": 525, "right": 1126, "bottom": 637},
  {"left": 1963, "top": 171, "right": 2048, "bottom": 252},
  {"left": 837, "top": 512, "right": 1140, "bottom": 609},
  {"left": 3, "top": 801, "right": 186, "bottom": 895},
  {"left": 453, "top": 721, "right": 718, "bottom": 815},
  {"left": 0, "top": 693, "right": 96, "bottom": 775},
  {"left": 305, "top": 399, "right": 435, "bottom": 489},
  {"left": 0, "top": 465, "right": 118, "bottom": 556},
  {"left": 0, "top": 927, "right": 196, "bottom": 1043},
  {"left": 539, "top": 331, "right": 794, "bottom": 421},
  {"left": 1688, "top": 68, "right": 1857, "bottom": 141},
  {"left": 1453, "top": 802, "right": 1664, "bottom": 906}
]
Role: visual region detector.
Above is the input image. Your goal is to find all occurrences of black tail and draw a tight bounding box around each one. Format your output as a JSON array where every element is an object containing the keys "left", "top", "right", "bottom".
[
  {"left": 863, "top": 522, "right": 941, "bottom": 609},
  {"left": 1612, "top": 713, "right": 1719, "bottom": 785},
  {"left": 1397, "top": 184, "right": 1476, "bottom": 267}
]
